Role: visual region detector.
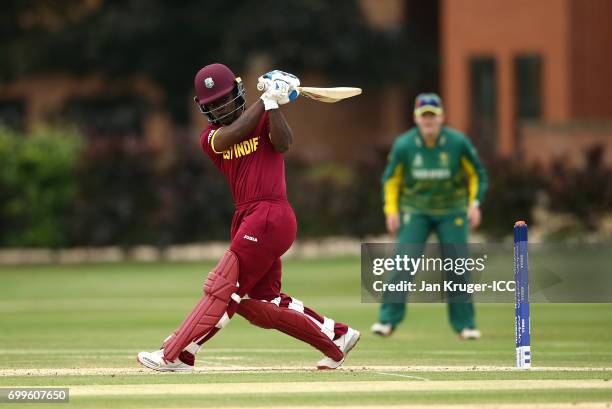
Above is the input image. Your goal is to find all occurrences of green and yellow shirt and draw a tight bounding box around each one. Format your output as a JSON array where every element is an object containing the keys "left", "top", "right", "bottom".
[{"left": 382, "top": 127, "right": 487, "bottom": 215}]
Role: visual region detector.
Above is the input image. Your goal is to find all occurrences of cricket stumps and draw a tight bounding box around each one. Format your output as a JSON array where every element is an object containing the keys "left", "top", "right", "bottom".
[{"left": 514, "top": 221, "right": 531, "bottom": 369}]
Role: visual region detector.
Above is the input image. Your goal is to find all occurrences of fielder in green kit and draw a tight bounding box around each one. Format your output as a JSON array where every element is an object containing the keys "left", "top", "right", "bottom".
[{"left": 371, "top": 93, "right": 488, "bottom": 340}]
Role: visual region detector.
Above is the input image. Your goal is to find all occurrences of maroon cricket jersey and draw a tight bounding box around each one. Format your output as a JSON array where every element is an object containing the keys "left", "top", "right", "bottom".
[{"left": 200, "top": 112, "right": 287, "bottom": 205}]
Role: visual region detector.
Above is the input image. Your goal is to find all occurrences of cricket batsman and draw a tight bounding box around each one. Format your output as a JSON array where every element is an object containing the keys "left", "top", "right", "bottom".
[
  {"left": 371, "top": 93, "right": 488, "bottom": 340},
  {"left": 137, "top": 64, "right": 359, "bottom": 372}
]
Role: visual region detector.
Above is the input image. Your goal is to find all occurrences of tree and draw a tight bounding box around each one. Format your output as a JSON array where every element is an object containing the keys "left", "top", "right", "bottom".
[{"left": 1, "top": 0, "right": 419, "bottom": 122}]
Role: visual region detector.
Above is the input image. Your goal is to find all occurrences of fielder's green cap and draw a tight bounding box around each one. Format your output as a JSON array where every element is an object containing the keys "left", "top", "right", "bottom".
[{"left": 414, "top": 92, "right": 443, "bottom": 116}]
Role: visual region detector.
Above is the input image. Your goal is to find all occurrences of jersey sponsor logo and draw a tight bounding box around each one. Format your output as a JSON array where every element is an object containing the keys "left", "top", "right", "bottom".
[
  {"left": 413, "top": 153, "right": 423, "bottom": 167},
  {"left": 412, "top": 168, "right": 451, "bottom": 179},
  {"left": 403, "top": 213, "right": 411, "bottom": 224},
  {"left": 222, "top": 136, "right": 259, "bottom": 160},
  {"left": 207, "top": 129, "right": 215, "bottom": 144},
  {"left": 439, "top": 151, "right": 449, "bottom": 167},
  {"left": 243, "top": 234, "right": 258, "bottom": 242}
]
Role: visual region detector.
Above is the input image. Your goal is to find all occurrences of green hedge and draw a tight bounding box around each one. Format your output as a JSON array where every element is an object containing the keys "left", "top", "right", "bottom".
[
  {"left": 479, "top": 156, "right": 544, "bottom": 239},
  {"left": 70, "top": 134, "right": 160, "bottom": 246},
  {"left": 1, "top": 127, "right": 610, "bottom": 247},
  {"left": 0, "top": 126, "right": 82, "bottom": 247}
]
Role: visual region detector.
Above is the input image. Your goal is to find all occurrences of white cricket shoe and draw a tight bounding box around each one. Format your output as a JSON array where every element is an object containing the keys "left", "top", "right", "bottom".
[
  {"left": 370, "top": 322, "right": 394, "bottom": 337},
  {"left": 137, "top": 349, "right": 194, "bottom": 372},
  {"left": 459, "top": 328, "right": 482, "bottom": 340},
  {"left": 316, "top": 327, "right": 361, "bottom": 370}
]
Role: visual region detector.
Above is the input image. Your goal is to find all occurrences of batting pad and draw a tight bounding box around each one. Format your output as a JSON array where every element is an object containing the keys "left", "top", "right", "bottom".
[
  {"left": 237, "top": 298, "right": 343, "bottom": 361},
  {"left": 163, "top": 250, "right": 240, "bottom": 361}
]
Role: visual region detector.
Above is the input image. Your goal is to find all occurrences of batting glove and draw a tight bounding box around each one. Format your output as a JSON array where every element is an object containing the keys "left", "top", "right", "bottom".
[
  {"left": 259, "top": 79, "right": 298, "bottom": 110},
  {"left": 262, "top": 70, "right": 300, "bottom": 89},
  {"left": 257, "top": 69, "right": 300, "bottom": 100},
  {"left": 260, "top": 91, "right": 279, "bottom": 110}
]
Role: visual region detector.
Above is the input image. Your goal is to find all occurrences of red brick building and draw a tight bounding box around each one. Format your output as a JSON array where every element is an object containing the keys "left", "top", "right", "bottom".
[
  {"left": 442, "top": 0, "right": 612, "bottom": 166},
  {"left": 1, "top": 0, "right": 611, "bottom": 167}
]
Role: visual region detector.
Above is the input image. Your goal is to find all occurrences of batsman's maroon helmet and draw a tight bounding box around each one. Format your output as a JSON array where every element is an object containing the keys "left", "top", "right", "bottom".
[
  {"left": 194, "top": 63, "right": 246, "bottom": 125},
  {"left": 194, "top": 63, "right": 236, "bottom": 104}
]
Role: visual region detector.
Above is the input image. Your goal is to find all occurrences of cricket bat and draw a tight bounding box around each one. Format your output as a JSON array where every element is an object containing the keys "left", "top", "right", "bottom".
[
  {"left": 257, "top": 83, "right": 362, "bottom": 103},
  {"left": 295, "top": 87, "right": 362, "bottom": 103}
]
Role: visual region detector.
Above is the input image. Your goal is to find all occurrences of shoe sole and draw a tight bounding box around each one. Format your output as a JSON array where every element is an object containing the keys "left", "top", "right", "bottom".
[
  {"left": 458, "top": 335, "right": 481, "bottom": 340},
  {"left": 317, "top": 331, "right": 361, "bottom": 370},
  {"left": 136, "top": 354, "right": 193, "bottom": 373},
  {"left": 458, "top": 329, "right": 482, "bottom": 341},
  {"left": 371, "top": 325, "right": 394, "bottom": 337}
]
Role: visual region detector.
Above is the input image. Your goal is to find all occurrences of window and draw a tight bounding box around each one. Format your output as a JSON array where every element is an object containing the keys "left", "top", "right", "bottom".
[
  {"left": 515, "top": 54, "right": 542, "bottom": 120},
  {"left": 470, "top": 57, "right": 497, "bottom": 156}
]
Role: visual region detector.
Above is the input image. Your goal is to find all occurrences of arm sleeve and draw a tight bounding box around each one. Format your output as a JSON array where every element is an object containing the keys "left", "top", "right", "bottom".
[
  {"left": 209, "top": 128, "right": 224, "bottom": 154},
  {"left": 201, "top": 127, "right": 225, "bottom": 155},
  {"left": 459, "top": 137, "right": 488, "bottom": 206},
  {"left": 381, "top": 140, "right": 405, "bottom": 215}
]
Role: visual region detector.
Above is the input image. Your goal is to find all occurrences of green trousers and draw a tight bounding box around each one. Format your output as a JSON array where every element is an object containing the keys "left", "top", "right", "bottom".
[{"left": 378, "top": 211, "right": 476, "bottom": 333}]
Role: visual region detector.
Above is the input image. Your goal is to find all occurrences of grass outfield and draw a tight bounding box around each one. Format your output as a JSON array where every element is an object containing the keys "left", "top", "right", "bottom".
[{"left": 1, "top": 257, "right": 611, "bottom": 408}]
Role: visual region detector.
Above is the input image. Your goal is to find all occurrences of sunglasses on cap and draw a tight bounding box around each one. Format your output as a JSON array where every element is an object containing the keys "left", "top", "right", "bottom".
[{"left": 414, "top": 93, "right": 443, "bottom": 115}]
